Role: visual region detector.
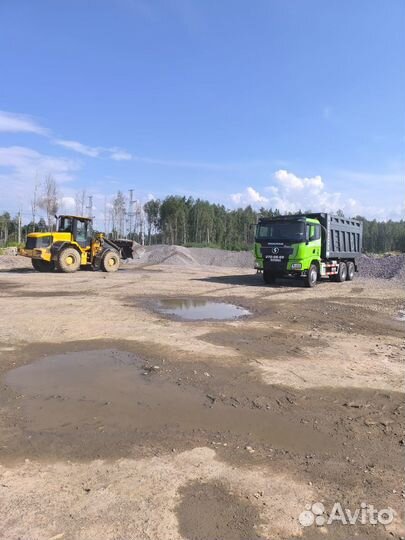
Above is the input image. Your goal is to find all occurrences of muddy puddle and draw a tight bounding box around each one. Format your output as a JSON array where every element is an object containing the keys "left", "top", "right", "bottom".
[
  {"left": 3, "top": 349, "right": 329, "bottom": 461},
  {"left": 156, "top": 298, "right": 251, "bottom": 320}
]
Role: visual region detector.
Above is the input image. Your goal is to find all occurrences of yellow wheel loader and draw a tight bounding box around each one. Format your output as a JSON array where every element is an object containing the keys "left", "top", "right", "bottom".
[{"left": 18, "top": 215, "right": 133, "bottom": 273}]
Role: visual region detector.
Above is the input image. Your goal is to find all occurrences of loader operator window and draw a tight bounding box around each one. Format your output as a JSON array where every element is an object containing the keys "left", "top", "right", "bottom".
[
  {"left": 76, "top": 220, "right": 88, "bottom": 244},
  {"left": 256, "top": 221, "right": 305, "bottom": 242},
  {"left": 58, "top": 217, "right": 73, "bottom": 233}
]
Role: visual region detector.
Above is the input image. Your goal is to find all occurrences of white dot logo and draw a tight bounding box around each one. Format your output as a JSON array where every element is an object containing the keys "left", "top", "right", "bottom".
[{"left": 298, "top": 502, "right": 325, "bottom": 527}]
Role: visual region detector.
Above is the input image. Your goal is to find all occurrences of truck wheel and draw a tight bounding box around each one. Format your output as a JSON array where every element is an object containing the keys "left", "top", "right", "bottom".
[
  {"left": 304, "top": 264, "right": 318, "bottom": 288},
  {"left": 336, "top": 262, "right": 347, "bottom": 282},
  {"left": 32, "top": 259, "right": 55, "bottom": 272},
  {"left": 57, "top": 247, "right": 81, "bottom": 273},
  {"left": 101, "top": 250, "right": 120, "bottom": 272},
  {"left": 346, "top": 261, "right": 355, "bottom": 281},
  {"left": 263, "top": 269, "right": 276, "bottom": 284}
]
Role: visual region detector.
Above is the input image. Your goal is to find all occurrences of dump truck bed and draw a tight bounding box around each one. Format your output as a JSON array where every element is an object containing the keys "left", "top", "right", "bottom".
[{"left": 305, "top": 213, "right": 363, "bottom": 259}]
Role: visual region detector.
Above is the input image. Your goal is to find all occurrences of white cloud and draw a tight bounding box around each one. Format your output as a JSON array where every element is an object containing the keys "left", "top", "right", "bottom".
[
  {"left": 0, "top": 145, "right": 80, "bottom": 210},
  {"left": 230, "top": 186, "right": 268, "bottom": 206},
  {"left": 60, "top": 196, "right": 76, "bottom": 212},
  {"left": 267, "top": 169, "right": 341, "bottom": 213},
  {"left": 230, "top": 170, "right": 350, "bottom": 214},
  {"left": 230, "top": 192, "right": 242, "bottom": 204},
  {"left": 0, "top": 111, "right": 132, "bottom": 161},
  {"left": 54, "top": 139, "right": 132, "bottom": 161},
  {"left": 109, "top": 148, "right": 132, "bottom": 161},
  {"left": 54, "top": 139, "right": 101, "bottom": 158},
  {"left": 0, "top": 111, "right": 48, "bottom": 136},
  {"left": 0, "top": 146, "right": 79, "bottom": 182},
  {"left": 273, "top": 169, "right": 324, "bottom": 191}
]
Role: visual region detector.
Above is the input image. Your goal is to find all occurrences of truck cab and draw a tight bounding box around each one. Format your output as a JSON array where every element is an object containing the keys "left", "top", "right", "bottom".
[
  {"left": 254, "top": 213, "right": 362, "bottom": 287},
  {"left": 255, "top": 216, "right": 321, "bottom": 273}
]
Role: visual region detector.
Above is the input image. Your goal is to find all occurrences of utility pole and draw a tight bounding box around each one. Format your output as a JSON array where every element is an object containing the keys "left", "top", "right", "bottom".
[
  {"left": 127, "top": 189, "right": 135, "bottom": 239},
  {"left": 86, "top": 195, "right": 93, "bottom": 219},
  {"left": 31, "top": 180, "right": 39, "bottom": 232},
  {"left": 17, "top": 209, "right": 22, "bottom": 245},
  {"left": 140, "top": 205, "right": 145, "bottom": 246}
]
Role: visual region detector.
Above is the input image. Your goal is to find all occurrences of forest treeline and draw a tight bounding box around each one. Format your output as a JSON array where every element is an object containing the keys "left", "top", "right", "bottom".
[
  {"left": 1, "top": 193, "right": 405, "bottom": 254},
  {"left": 144, "top": 196, "right": 405, "bottom": 253}
]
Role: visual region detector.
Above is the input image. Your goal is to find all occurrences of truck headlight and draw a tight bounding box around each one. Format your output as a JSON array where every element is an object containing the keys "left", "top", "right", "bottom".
[{"left": 291, "top": 263, "right": 302, "bottom": 270}]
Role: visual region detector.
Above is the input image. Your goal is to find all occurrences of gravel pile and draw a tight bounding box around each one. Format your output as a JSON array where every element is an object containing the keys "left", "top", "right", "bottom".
[
  {"left": 188, "top": 247, "right": 254, "bottom": 268},
  {"left": 131, "top": 245, "right": 254, "bottom": 268},
  {"left": 0, "top": 255, "right": 31, "bottom": 270},
  {"left": 132, "top": 245, "right": 199, "bottom": 266},
  {"left": 132, "top": 245, "right": 405, "bottom": 280},
  {"left": 357, "top": 254, "right": 405, "bottom": 281},
  {"left": 0, "top": 247, "right": 18, "bottom": 256}
]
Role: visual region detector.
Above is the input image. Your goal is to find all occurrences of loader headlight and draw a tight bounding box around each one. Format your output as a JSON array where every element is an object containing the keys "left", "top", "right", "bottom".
[{"left": 291, "top": 263, "right": 302, "bottom": 270}]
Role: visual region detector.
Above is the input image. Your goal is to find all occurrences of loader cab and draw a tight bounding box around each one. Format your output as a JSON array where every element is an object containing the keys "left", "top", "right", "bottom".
[{"left": 57, "top": 215, "right": 93, "bottom": 248}]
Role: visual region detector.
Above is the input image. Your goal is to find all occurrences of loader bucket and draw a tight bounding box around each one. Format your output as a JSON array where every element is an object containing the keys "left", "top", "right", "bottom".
[{"left": 111, "top": 239, "right": 134, "bottom": 259}]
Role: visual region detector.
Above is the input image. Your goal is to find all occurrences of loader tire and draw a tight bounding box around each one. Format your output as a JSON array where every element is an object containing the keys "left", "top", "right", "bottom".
[
  {"left": 32, "top": 259, "right": 55, "bottom": 272},
  {"left": 101, "top": 250, "right": 120, "bottom": 272},
  {"left": 57, "top": 247, "right": 81, "bottom": 273}
]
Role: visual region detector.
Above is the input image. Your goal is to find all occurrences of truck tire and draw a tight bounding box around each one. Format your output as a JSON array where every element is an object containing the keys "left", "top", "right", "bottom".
[
  {"left": 336, "top": 261, "right": 347, "bottom": 282},
  {"left": 101, "top": 250, "right": 120, "bottom": 272},
  {"left": 346, "top": 261, "right": 355, "bottom": 281},
  {"left": 57, "top": 247, "right": 81, "bottom": 273},
  {"left": 304, "top": 264, "right": 318, "bottom": 288},
  {"left": 32, "top": 259, "right": 55, "bottom": 272},
  {"left": 263, "top": 269, "right": 276, "bottom": 284}
]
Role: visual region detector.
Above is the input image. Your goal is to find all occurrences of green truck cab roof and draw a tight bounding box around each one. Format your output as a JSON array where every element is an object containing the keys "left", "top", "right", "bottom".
[{"left": 257, "top": 215, "right": 319, "bottom": 224}]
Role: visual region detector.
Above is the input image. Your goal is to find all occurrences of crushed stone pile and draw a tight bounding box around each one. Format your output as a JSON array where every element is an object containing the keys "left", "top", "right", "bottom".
[
  {"left": 357, "top": 254, "right": 405, "bottom": 281},
  {"left": 1, "top": 247, "right": 18, "bottom": 256},
  {"left": 0, "top": 255, "right": 32, "bottom": 271},
  {"left": 188, "top": 247, "right": 254, "bottom": 268},
  {"left": 132, "top": 245, "right": 405, "bottom": 280},
  {"left": 132, "top": 245, "right": 199, "bottom": 266},
  {"left": 131, "top": 245, "right": 254, "bottom": 268}
]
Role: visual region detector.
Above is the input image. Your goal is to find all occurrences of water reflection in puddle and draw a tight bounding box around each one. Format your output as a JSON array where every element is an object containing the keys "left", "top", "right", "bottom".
[{"left": 156, "top": 299, "right": 251, "bottom": 320}]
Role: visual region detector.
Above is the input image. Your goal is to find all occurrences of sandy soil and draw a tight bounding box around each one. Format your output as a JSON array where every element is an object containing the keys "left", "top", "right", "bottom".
[{"left": 0, "top": 255, "right": 404, "bottom": 540}]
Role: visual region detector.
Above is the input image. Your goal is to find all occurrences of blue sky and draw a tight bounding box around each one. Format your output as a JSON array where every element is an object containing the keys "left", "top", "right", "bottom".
[{"left": 0, "top": 0, "right": 404, "bottom": 223}]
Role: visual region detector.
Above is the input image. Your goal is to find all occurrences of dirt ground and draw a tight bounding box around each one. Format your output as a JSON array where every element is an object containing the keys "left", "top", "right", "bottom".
[{"left": 0, "top": 256, "right": 404, "bottom": 540}]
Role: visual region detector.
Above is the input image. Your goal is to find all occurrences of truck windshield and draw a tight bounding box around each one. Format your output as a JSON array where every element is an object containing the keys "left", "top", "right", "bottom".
[{"left": 256, "top": 221, "right": 305, "bottom": 242}]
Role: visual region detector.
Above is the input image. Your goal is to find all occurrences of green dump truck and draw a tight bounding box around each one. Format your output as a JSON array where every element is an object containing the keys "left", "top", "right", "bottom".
[{"left": 254, "top": 213, "right": 363, "bottom": 287}]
